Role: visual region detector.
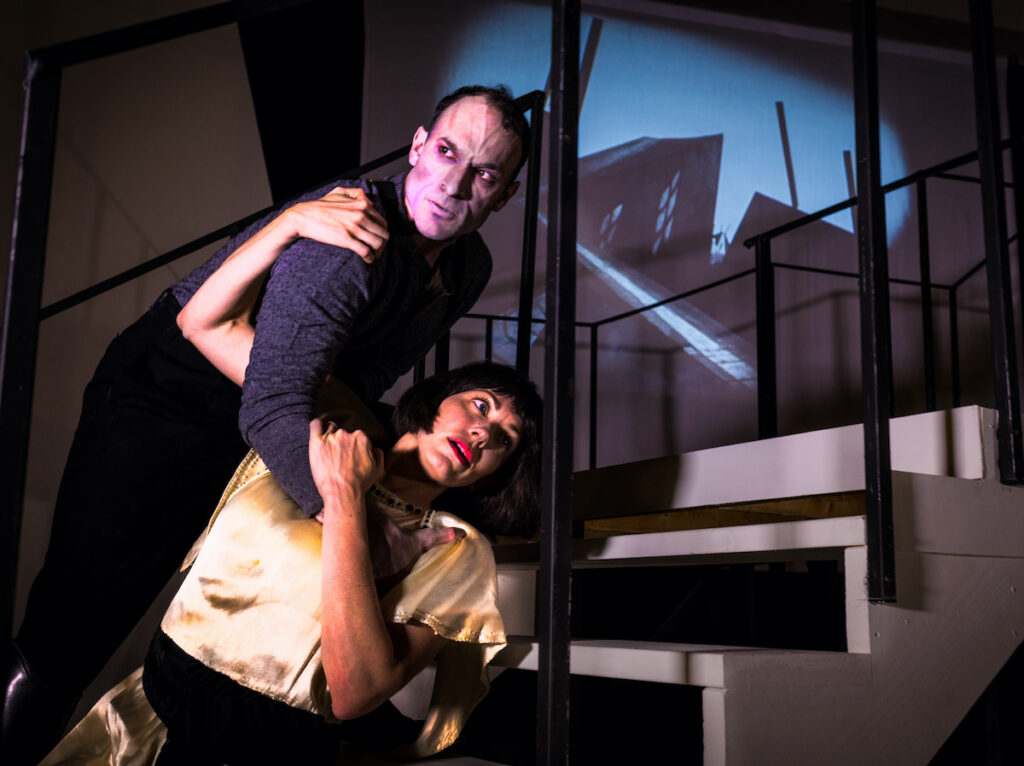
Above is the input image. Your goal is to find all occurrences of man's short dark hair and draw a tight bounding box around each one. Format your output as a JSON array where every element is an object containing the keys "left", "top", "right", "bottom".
[
  {"left": 393, "top": 361, "right": 542, "bottom": 539},
  {"left": 427, "top": 85, "right": 531, "bottom": 180}
]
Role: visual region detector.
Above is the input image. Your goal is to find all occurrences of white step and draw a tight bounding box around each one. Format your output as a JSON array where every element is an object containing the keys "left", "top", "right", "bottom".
[
  {"left": 573, "top": 405, "right": 997, "bottom": 520},
  {"left": 496, "top": 515, "right": 868, "bottom": 639},
  {"left": 492, "top": 639, "right": 867, "bottom": 688},
  {"left": 496, "top": 514, "right": 865, "bottom": 567}
]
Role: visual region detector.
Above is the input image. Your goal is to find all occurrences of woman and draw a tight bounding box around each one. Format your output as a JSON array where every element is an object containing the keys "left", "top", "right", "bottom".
[{"left": 40, "top": 189, "right": 542, "bottom": 764}]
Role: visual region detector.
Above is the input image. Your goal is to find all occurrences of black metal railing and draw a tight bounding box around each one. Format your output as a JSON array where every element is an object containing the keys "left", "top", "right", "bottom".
[
  {"left": 745, "top": 140, "right": 1019, "bottom": 428},
  {"left": 453, "top": 130, "right": 1020, "bottom": 469}
]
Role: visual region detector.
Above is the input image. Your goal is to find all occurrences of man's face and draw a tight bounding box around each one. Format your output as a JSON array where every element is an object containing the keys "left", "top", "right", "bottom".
[{"left": 404, "top": 95, "right": 522, "bottom": 244}]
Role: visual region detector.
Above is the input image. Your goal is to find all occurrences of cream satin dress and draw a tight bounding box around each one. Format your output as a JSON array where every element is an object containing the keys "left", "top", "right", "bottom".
[{"left": 40, "top": 386, "right": 508, "bottom": 765}]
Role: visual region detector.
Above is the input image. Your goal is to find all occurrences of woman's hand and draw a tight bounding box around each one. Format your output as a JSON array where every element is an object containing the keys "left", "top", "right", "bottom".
[
  {"left": 308, "top": 420, "right": 384, "bottom": 506},
  {"left": 312, "top": 418, "right": 448, "bottom": 719},
  {"left": 310, "top": 419, "right": 462, "bottom": 579},
  {"left": 282, "top": 187, "right": 389, "bottom": 264},
  {"left": 176, "top": 187, "right": 389, "bottom": 386}
]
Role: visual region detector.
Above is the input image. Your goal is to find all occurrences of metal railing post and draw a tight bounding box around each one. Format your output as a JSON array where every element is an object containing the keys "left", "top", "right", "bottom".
[
  {"left": 589, "top": 324, "right": 598, "bottom": 469},
  {"left": 916, "top": 180, "right": 937, "bottom": 412},
  {"left": 852, "top": 0, "right": 896, "bottom": 603},
  {"left": 434, "top": 330, "right": 450, "bottom": 375},
  {"left": 754, "top": 236, "right": 778, "bottom": 438},
  {"left": 1010, "top": 58, "right": 1024, "bottom": 356},
  {"left": 949, "top": 287, "right": 961, "bottom": 408},
  {"left": 516, "top": 91, "right": 545, "bottom": 374},
  {"left": 969, "top": 0, "right": 1024, "bottom": 484},
  {"left": 1, "top": 55, "right": 61, "bottom": 708},
  {"left": 537, "top": 0, "right": 579, "bottom": 762}
]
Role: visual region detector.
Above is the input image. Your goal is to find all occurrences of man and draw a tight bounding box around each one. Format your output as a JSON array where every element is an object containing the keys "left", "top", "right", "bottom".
[{"left": 3, "top": 85, "right": 528, "bottom": 764}]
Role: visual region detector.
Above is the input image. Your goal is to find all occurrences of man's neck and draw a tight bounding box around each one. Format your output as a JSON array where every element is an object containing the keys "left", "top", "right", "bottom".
[{"left": 410, "top": 230, "right": 451, "bottom": 270}]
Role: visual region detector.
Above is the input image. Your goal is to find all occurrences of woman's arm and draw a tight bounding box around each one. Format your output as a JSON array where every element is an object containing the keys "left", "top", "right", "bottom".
[
  {"left": 308, "top": 420, "right": 449, "bottom": 720},
  {"left": 177, "top": 188, "right": 388, "bottom": 386}
]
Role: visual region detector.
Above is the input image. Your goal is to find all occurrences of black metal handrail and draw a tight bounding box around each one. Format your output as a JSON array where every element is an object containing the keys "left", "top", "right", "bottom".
[
  {"left": 453, "top": 160, "right": 1011, "bottom": 472},
  {"left": 47, "top": 123, "right": 1006, "bottom": 455},
  {"left": 37, "top": 147, "right": 409, "bottom": 320},
  {"left": 37, "top": 92, "right": 546, "bottom": 321}
]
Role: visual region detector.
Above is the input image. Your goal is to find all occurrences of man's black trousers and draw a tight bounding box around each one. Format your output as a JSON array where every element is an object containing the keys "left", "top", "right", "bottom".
[{"left": 16, "top": 292, "right": 249, "bottom": 693}]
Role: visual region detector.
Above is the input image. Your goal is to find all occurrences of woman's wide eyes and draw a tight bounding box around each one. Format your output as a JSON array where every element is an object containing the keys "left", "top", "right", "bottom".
[{"left": 471, "top": 396, "right": 515, "bottom": 448}]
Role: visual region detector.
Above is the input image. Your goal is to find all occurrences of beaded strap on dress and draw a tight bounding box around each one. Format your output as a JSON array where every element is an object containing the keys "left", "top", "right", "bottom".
[{"left": 366, "top": 483, "right": 436, "bottom": 528}]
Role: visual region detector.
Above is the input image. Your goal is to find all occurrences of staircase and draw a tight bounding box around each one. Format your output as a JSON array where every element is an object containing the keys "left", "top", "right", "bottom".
[{"left": 490, "top": 405, "right": 1024, "bottom": 764}]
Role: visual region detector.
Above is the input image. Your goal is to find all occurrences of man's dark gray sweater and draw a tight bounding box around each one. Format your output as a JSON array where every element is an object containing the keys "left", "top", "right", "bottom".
[{"left": 171, "top": 172, "right": 492, "bottom": 515}]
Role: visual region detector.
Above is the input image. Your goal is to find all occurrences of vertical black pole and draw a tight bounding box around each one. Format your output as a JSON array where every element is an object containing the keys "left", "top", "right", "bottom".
[
  {"left": 970, "top": 0, "right": 1024, "bottom": 484},
  {"left": 852, "top": 0, "right": 896, "bottom": 603},
  {"left": 950, "top": 287, "right": 962, "bottom": 408},
  {"left": 516, "top": 92, "right": 545, "bottom": 374},
  {"left": 754, "top": 237, "right": 778, "bottom": 439},
  {"left": 1009, "top": 58, "right": 1024, "bottom": 355},
  {"left": 538, "top": 0, "right": 579, "bottom": 763},
  {"left": 434, "top": 330, "right": 450, "bottom": 375},
  {"left": 917, "top": 180, "right": 937, "bottom": 412},
  {"left": 485, "top": 317, "right": 493, "bottom": 363},
  {"left": 0, "top": 57, "right": 61, "bottom": 702},
  {"left": 589, "top": 325, "right": 598, "bottom": 469}
]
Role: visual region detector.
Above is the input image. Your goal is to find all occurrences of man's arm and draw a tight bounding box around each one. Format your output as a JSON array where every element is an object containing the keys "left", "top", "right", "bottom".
[
  {"left": 238, "top": 236, "right": 379, "bottom": 515},
  {"left": 178, "top": 188, "right": 388, "bottom": 385},
  {"left": 241, "top": 197, "right": 491, "bottom": 513}
]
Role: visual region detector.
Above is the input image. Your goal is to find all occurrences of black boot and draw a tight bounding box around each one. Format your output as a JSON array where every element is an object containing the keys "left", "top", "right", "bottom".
[{"left": 2, "top": 642, "right": 80, "bottom": 766}]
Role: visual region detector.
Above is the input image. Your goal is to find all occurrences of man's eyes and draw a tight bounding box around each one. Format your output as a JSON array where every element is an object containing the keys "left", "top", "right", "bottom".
[{"left": 436, "top": 145, "right": 498, "bottom": 185}]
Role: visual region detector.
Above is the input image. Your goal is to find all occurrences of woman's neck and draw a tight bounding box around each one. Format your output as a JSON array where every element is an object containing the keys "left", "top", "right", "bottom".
[{"left": 380, "top": 434, "right": 443, "bottom": 509}]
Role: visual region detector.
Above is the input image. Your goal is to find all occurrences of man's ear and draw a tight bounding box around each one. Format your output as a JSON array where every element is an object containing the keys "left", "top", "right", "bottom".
[
  {"left": 490, "top": 179, "right": 520, "bottom": 213},
  {"left": 408, "top": 126, "right": 428, "bottom": 166}
]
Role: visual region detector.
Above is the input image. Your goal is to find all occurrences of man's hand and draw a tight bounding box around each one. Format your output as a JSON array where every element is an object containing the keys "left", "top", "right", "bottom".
[
  {"left": 316, "top": 504, "right": 462, "bottom": 583},
  {"left": 285, "top": 187, "right": 389, "bottom": 264},
  {"left": 365, "top": 511, "right": 465, "bottom": 582}
]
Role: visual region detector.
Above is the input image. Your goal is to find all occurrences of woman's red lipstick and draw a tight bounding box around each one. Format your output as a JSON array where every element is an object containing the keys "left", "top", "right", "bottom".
[{"left": 449, "top": 438, "right": 471, "bottom": 466}]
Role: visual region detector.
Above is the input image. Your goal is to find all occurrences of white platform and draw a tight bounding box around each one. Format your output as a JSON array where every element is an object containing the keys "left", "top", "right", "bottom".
[{"left": 492, "top": 408, "right": 1024, "bottom": 765}]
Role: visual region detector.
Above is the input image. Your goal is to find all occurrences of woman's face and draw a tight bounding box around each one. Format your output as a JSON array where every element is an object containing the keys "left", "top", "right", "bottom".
[{"left": 416, "top": 389, "right": 524, "bottom": 488}]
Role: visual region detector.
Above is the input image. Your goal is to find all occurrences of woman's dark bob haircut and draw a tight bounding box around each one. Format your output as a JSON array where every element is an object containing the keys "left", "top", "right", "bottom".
[{"left": 393, "top": 361, "right": 542, "bottom": 539}]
